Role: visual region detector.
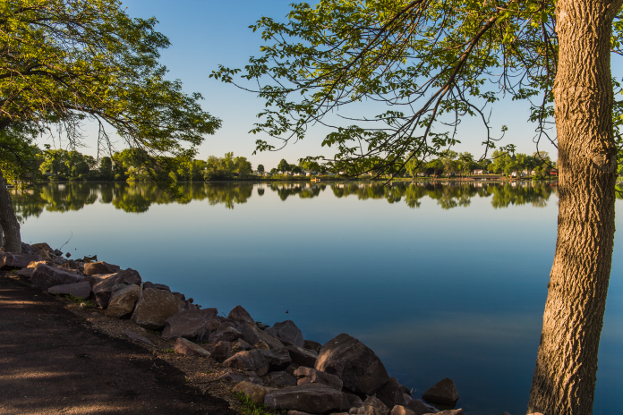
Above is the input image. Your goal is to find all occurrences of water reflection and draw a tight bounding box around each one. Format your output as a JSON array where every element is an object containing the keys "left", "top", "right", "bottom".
[{"left": 11, "top": 181, "right": 561, "bottom": 219}]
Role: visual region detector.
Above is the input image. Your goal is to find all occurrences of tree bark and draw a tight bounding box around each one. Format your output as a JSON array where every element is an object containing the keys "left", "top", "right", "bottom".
[
  {"left": 0, "top": 168, "right": 22, "bottom": 253},
  {"left": 527, "top": 1, "right": 622, "bottom": 414}
]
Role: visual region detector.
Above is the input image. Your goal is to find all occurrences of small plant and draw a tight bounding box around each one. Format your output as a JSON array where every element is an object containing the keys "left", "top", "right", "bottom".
[
  {"left": 66, "top": 294, "right": 86, "bottom": 304},
  {"left": 162, "top": 348, "right": 175, "bottom": 353},
  {"left": 235, "top": 392, "right": 285, "bottom": 415}
]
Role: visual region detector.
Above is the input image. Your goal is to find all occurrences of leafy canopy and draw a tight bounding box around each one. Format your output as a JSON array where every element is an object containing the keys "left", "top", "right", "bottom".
[
  {"left": 1, "top": 0, "right": 220, "bottom": 158},
  {"left": 212, "top": 0, "right": 623, "bottom": 175}
]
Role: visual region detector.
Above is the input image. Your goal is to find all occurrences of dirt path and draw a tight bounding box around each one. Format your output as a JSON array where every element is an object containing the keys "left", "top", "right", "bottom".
[{"left": 0, "top": 274, "right": 235, "bottom": 415}]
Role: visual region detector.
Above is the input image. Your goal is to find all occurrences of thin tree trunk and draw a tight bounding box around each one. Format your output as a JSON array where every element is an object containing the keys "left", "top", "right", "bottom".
[
  {"left": 527, "top": 1, "right": 621, "bottom": 414},
  {"left": 0, "top": 168, "right": 22, "bottom": 253}
]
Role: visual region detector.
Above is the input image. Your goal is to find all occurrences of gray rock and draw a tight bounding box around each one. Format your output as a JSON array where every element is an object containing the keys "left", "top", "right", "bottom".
[
  {"left": 30, "top": 264, "right": 82, "bottom": 290},
  {"left": 287, "top": 345, "right": 318, "bottom": 368},
  {"left": 21, "top": 242, "right": 35, "bottom": 255},
  {"left": 363, "top": 396, "right": 390, "bottom": 415},
  {"left": 210, "top": 326, "right": 243, "bottom": 343},
  {"left": 304, "top": 340, "right": 322, "bottom": 353},
  {"left": 405, "top": 399, "right": 435, "bottom": 415},
  {"left": 218, "top": 370, "right": 265, "bottom": 385},
  {"left": 429, "top": 411, "right": 463, "bottom": 415},
  {"left": 122, "top": 330, "right": 155, "bottom": 347},
  {"left": 315, "top": 333, "right": 390, "bottom": 396},
  {"left": 0, "top": 253, "right": 42, "bottom": 269},
  {"left": 390, "top": 406, "right": 416, "bottom": 415},
  {"left": 48, "top": 281, "right": 92, "bottom": 299},
  {"left": 345, "top": 392, "right": 364, "bottom": 408},
  {"left": 377, "top": 377, "right": 408, "bottom": 409},
  {"left": 162, "top": 308, "right": 217, "bottom": 340},
  {"left": 294, "top": 366, "right": 344, "bottom": 390},
  {"left": 92, "top": 268, "right": 142, "bottom": 308},
  {"left": 238, "top": 321, "right": 284, "bottom": 349},
  {"left": 224, "top": 349, "right": 271, "bottom": 376},
  {"left": 264, "top": 383, "right": 350, "bottom": 414},
  {"left": 131, "top": 288, "right": 185, "bottom": 330},
  {"left": 15, "top": 268, "right": 34, "bottom": 278},
  {"left": 268, "top": 371, "right": 297, "bottom": 387},
  {"left": 174, "top": 337, "right": 211, "bottom": 357},
  {"left": 232, "top": 381, "right": 275, "bottom": 405},
  {"left": 261, "top": 347, "right": 292, "bottom": 371},
  {"left": 266, "top": 320, "right": 305, "bottom": 347},
  {"left": 83, "top": 261, "right": 121, "bottom": 276},
  {"left": 31, "top": 242, "right": 52, "bottom": 253},
  {"left": 233, "top": 339, "right": 253, "bottom": 351},
  {"left": 212, "top": 341, "right": 232, "bottom": 362},
  {"left": 106, "top": 284, "right": 141, "bottom": 318},
  {"left": 421, "top": 378, "right": 459, "bottom": 406},
  {"left": 228, "top": 305, "right": 254, "bottom": 323}
]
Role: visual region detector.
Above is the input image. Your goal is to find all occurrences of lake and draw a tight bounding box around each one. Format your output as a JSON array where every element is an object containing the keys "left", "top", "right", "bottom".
[{"left": 12, "top": 181, "right": 623, "bottom": 415}]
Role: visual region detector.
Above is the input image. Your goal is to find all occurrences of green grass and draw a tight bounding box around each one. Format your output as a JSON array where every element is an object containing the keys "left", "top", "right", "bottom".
[
  {"left": 234, "top": 392, "right": 285, "bottom": 415},
  {"left": 65, "top": 294, "right": 96, "bottom": 308}
]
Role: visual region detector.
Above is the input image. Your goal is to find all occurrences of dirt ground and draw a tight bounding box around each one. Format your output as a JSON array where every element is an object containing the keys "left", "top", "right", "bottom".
[{"left": 0, "top": 273, "right": 240, "bottom": 415}]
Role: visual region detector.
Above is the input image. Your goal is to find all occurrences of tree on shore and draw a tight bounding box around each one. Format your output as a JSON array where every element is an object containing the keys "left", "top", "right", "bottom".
[
  {"left": 0, "top": 0, "right": 221, "bottom": 252},
  {"left": 213, "top": 1, "right": 622, "bottom": 413}
]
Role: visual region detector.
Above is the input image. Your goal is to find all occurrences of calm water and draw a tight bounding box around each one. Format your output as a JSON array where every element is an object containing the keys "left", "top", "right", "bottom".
[{"left": 12, "top": 181, "right": 623, "bottom": 415}]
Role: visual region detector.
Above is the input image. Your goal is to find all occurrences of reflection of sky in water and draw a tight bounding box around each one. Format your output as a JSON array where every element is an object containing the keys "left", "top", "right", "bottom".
[{"left": 17, "top": 183, "right": 622, "bottom": 415}]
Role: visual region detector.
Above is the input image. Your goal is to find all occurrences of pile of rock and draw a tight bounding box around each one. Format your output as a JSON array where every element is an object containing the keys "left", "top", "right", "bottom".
[{"left": 2, "top": 242, "right": 533, "bottom": 415}]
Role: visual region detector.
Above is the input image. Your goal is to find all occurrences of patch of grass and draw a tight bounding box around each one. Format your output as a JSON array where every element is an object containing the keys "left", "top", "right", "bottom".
[
  {"left": 65, "top": 294, "right": 96, "bottom": 308},
  {"left": 162, "top": 348, "right": 175, "bottom": 353},
  {"left": 234, "top": 392, "right": 285, "bottom": 415},
  {"left": 66, "top": 294, "right": 86, "bottom": 303}
]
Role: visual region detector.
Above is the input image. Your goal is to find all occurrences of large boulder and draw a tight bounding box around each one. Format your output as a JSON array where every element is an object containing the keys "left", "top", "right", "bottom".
[
  {"left": 315, "top": 333, "right": 390, "bottom": 396},
  {"left": 264, "top": 383, "right": 350, "bottom": 414},
  {"left": 173, "top": 337, "right": 211, "bottom": 357},
  {"left": 30, "top": 264, "right": 82, "bottom": 290},
  {"left": 211, "top": 341, "right": 232, "bottom": 362},
  {"left": 377, "top": 377, "right": 408, "bottom": 409},
  {"left": 268, "top": 371, "right": 297, "bottom": 387},
  {"left": 131, "top": 288, "right": 185, "bottom": 330},
  {"left": 232, "top": 381, "right": 275, "bottom": 405},
  {"left": 228, "top": 305, "right": 254, "bottom": 323},
  {"left": 0, "top": 253, "right": 42, "bottom": 269},
  {"left": 106, "top": 284, "right": 141, "bottom": 318},
  {"left": 210, "top": 326, "right": 243, "bottom": 343},
  {"left": 92, "top": 268, "right": 141, "bottom": 308},
  {"left": 261, "top": 347, "right": 292, "bottom": 371},
  {"left": 421, "top": 378, "right": 459, "bottom": 406},
  {"left": 162, "top": 308, "right": 218, "bottom": 340},
  {"left": 83, "top": 261, "right": 121, "bottom": 276},
  {"left": 294, "top": 366, "right": 343, "bottom": 390},
  {"left": 223, "top": 349, "right": 271, "bottom": 376},
  {"left": 48, "top": 281, "right": 92, "bottom": 299},
  {"left": 287, "top": 345, "right": 318, "bottom": 368},
  {"left": 266, "top": 320, "right": 305, "bottom": 347},
  {"left": 237, "top": 321, "right": 284, "bottom": 349}
]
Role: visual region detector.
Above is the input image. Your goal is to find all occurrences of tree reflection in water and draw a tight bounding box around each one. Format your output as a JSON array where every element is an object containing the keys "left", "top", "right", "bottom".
[{"left": 12, "top": 181, "right": 559, "bottom": 220}]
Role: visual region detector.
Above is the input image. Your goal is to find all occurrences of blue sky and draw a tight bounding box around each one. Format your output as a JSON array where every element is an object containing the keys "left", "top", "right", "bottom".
[{"left": 63, "top": 0, "right": 559, "bottom": 169}]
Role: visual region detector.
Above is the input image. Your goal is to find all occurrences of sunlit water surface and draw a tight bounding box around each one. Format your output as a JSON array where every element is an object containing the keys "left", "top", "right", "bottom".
[{"left": 13, "top": 181, "right": 623, "bottom": 415}]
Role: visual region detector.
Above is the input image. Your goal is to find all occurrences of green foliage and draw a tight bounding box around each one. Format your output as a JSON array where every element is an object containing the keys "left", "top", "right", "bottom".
[
  {"left": 234, "top": 392, "right": 285, "bottom": 415},
  {"left": 1, "top": 0, "right": 220, "bottom": 171},
  {"left": 0, "top": 123, "right": 42, "bottom": 185},
  {"left": 212, "top": 0, "right": 582, "bottom": 173}
]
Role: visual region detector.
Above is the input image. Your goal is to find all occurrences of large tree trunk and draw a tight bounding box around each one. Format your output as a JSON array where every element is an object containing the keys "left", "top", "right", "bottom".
[
  {"left": 0, "top": 168, "right": 22, "bottom": 253},
  {"left": 527, "top": 1, "right": 621, "bottom": 414}
]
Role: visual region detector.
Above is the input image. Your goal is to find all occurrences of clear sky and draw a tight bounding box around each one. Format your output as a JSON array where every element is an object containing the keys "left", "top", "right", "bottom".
[{"left": 53, "top": 0, "right": 560, "bottom": 170}]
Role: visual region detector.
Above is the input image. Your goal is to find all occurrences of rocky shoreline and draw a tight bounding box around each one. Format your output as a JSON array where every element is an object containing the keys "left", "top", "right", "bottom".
[{"left": 1, "top": 242, "right": 540, "bottom": 415}]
